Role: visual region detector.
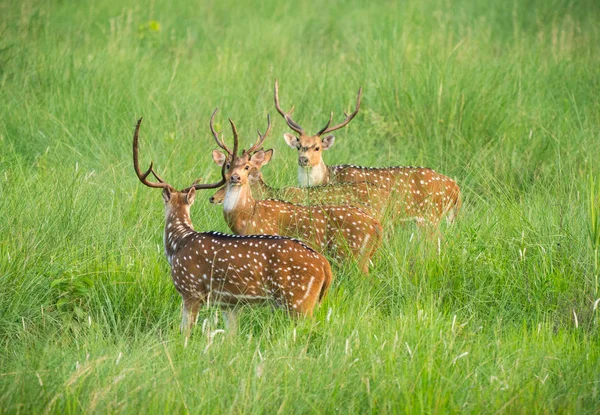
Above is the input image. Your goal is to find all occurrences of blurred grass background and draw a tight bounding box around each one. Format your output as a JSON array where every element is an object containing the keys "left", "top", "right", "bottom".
[{"left": 1, "top": 0, "right": 600, "bottom": 412}]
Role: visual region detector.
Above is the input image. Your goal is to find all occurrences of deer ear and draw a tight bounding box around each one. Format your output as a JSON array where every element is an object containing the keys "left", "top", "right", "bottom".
[
  {"left": 162, "top": 187, "right": 172, "bottom": 203},
  {"left": 262, "top": 149, "right": 274, "bottom": 164},
  {"left": 212, "top": 150, "right": 227, "bottom": 166},
  {"left": 185, "top": 187, "right": 196, "bottom": 205},
  {"left": 250, "top": 149, "right": 272, "bottom": 167},
  {"left": 283, "top": 133, "right": 299, "bottom": 149},
  {"left": 321, "top": 135, "right": 335, "bottom": 150}
]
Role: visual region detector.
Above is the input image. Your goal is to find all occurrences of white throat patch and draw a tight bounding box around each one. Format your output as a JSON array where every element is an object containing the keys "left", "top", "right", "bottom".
[
  {"left": 223, "top": 185, "right": 243, "bottom": 213},
  {"left": 298, "top": 163, "right": 328, "bottom": 187}
]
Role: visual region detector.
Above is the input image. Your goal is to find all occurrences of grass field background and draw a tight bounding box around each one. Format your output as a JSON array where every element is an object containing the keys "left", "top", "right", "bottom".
[{"left": 1, "top": 0, "right": 600, "bottom": 412}]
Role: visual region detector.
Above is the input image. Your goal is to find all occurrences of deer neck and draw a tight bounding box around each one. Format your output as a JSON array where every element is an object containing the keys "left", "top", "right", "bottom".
[
  {"left": 251, "top": 177, "right": 274, "bottom": 199},
  {"left": 223, "top": 183, "right": 256, "bottom": 233},
  {"left": 164, "top": 207, "right": 195, "bottom": 265},
  {"left": 298, "top": 161, "right": 329, "bottom": 187}
]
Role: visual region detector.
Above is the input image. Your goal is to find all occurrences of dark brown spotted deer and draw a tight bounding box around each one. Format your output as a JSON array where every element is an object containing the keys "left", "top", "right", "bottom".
[
  {"left": 132, "top": 118, "right": 333, "bottom": 334},
  {"left": 208, "top": 150, "right": 390, "bottom": 220},
  {"left": 274, "top": 80, "right": 462, "bottom": 227},
  {"left": 209, "top": 109, "right": 383, "bottom": 274}
]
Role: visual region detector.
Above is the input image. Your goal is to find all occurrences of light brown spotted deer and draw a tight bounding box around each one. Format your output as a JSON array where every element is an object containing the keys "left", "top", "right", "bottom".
[
  {"left": 274, "top": 80, "right": 462, "bottom": 226},
  {"left": 208, "top": 150, "right": 390, "bottom": 220},
  {"left": 132, "top": 118, "right": 333, "bottom": 334},
  {"left": 209, "top": 109, "right": 383, "bottom": 274}
]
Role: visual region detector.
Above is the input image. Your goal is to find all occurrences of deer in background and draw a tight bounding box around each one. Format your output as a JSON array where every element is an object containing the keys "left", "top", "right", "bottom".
[
  {"left": 132, "top": 118, "right": 333, "bottom": 334},
  {"left": 209, "top": 109, "right": 383, "bottom": 274},
  {"left": 208, "top": 149, "right": 390, "bottom": 220},
  {"left": 274, "top": 80, "right": 462, "bottom": 227}
]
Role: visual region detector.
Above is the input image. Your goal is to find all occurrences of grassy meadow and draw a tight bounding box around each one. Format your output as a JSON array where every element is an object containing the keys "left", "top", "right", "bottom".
[{"left": 1, "top": 0, "right": 600, "bottom": 412}]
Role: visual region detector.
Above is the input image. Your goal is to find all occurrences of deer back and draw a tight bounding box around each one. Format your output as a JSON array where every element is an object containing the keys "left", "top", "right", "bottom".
[
  {"left": 225, "top": 197, "right": 382, "bottom": 273},
  {"left": 329, "top": 165, "right": 461, "bottom": 225}
]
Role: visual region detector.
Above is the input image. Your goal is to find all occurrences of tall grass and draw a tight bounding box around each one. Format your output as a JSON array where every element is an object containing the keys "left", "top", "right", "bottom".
[{"left": 1, "top": 0, "right": 600, "bottom": 412}]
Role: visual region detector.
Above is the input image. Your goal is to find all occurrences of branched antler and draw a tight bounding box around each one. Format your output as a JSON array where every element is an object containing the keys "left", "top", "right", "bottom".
[
  {"left": 133, "top": 118, "right": 171, "bottom": 189},
  {"left": 133, "top": 117, "right": 225, "bottom": 191},
  {"left": 246, "top": 115, "right": 272, "bottom": 155},
  {"left": 317, "top": 87, "right": 362, "bottom": 136},
  {"left": 210, "top": 109, "right": 233, "bottom": 156},
  {"left": 274, "top": 79, "right": 305, "bottom": 135}
]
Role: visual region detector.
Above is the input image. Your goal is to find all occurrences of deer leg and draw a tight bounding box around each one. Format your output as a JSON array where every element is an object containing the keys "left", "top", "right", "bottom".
[
  {"left": 293, "top": 274, "right": 323, "bottom": 317},
  {"left": 180, "top": 295, "right": 203, "bottom": 336},
  {"left": 222, "top": 308, "right": 239, "bottom": 334},
  {"left": 357, "top": 256, "right": 370, "bottom": 275},
  {"left": 357, "top": 232, "right": 380, "bottom": 275},
  {"left": 291, "top": 298, "right": 314, "bottom": 317}
]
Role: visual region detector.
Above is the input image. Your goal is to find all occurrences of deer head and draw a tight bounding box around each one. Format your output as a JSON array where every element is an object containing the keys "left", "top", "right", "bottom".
[
  {"left": 274, "top": 80, "right": 362, "bottom": 171},
  {"left": 209, "top": 156, "right": 270, "bottom": 205},
  {"left": 208, "top": 109, "right": 273, "bottom": 190}
]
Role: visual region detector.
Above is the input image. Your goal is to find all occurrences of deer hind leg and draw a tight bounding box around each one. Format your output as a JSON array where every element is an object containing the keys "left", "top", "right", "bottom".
[
  {"left": 358, "top": 224, "right": 384, "bottom": 274},
  {"left": 301, "top": 275, "right": 324, "bottom": 316},
  {"left": 356, "top": 234, "right": 372, "bottom": 274},
  {"left": 292, "top": 299, "right": 315, "bottom": 318},
  {"left": 222, "top": 308, "right": 239, "bottom": 334},
  {"left": 444, "top": 186, "right": 462, "bottom": 225},
  {"left": 180, "top": 295, "right": 204, "bottom": 336},
  {"left": 283, "top": 276, "right": 320, "bottom": 317}
]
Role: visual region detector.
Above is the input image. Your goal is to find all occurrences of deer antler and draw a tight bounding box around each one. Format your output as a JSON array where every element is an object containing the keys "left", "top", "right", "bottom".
[
  {"left": 210, "top": 109, "right": 234, "bottom": 156},
  {"left": 246, "top": 114, "right": 272, "bottom": 155},
  {"left": 228, "top": 118, "right": 240, "bottom": 157},
  {"left": 274, "top": 79, "right": 305, "bottom": 135},
  {"left": 134, "top": 117, "right": 226, "bottom": 192},
  {"left": 317, "top": 87, "right": 362, "bottom": 136},
  {"left": 133, "top": 118, "right": 172, "bottom": 189},
  {"left": 184, "top": 162, "right": 227, "bottom": 191}
]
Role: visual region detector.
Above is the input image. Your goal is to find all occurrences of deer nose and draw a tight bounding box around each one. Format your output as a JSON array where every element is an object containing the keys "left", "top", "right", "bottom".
[
  {"left": 230, "top": 174, "right": 241, "bottom": 183},
  {"left": 298, "top": 156, "right": 309, "bottom": 166},
  {"left": 209, "top": 196, "right": 215, "bottom": 203}
]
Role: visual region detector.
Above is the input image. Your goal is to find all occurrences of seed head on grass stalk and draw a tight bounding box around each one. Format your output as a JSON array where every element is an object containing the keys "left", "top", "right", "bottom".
[
  {"left": 589, "top": 174, "right": 600, "bottom": 251},
  {"left": 589, "top": 173, "right": 600, "bottom": 297}
]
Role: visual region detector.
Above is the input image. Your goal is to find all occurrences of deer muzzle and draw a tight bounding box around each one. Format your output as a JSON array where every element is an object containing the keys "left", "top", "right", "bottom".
[{"left": 298, "top": 156, "right": 310, "bottom": 167}]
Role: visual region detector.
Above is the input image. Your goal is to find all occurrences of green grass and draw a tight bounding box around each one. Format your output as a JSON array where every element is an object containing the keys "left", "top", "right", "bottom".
[{"left": 1, "top": 0, "right": 600, "bottom": 412}]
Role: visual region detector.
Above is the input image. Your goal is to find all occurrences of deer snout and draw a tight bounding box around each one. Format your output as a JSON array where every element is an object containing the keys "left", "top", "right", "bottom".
[
  {"left": 298, "top": 156, "right": 309, "bottom": 167},
  {"left": 230, "top": 174, "right": 241, "bottom": 184},
  {"left": 209, "top": 196, "right": 215, "bottom": 204}
]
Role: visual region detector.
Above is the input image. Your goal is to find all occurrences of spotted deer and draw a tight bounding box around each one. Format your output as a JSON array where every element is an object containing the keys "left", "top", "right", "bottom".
[
  {"left": 209, "top": 109, "right": 383, "bottom": 274},
  {"left": 208, "top": 150, "right": 389, "bottom": 220},
  {"left": 274, "top": 80, "right": 462, "bottom": 226},
  {"left": 132, "top": 118, "right": 333, "bottom": 334}
]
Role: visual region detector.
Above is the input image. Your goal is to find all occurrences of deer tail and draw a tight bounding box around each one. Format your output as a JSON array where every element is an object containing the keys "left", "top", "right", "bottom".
[{"left": 318, "top": 260, "right": 333, "bottom": 302}]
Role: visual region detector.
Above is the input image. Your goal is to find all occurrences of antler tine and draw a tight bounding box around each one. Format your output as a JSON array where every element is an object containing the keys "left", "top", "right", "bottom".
[
  {"left": 183, "top": 163, "right": 227, "bottom": 191},
  {"left": 316, "top": 112, "right": 334, "bottom": 136},
  {"left": 274, "top": 79, "right": 305, "bottom": 135},
  {"left": 151, "top": 169, "right": 166, "bottom": 183},
  {"left": 229, "top": 119, "right": 240, "bottom": 157},
  {"left": 247, "top": 114, "right": 272, "bottom": 154},
  {"left": 318, "top": 87, "right": 363, "bottom": 136},
  {"left": 132, "top": 118, "right": 171, "bottom": 189},
  {"left": 210, "top": 108, "right": 233, "bottom": 156}
]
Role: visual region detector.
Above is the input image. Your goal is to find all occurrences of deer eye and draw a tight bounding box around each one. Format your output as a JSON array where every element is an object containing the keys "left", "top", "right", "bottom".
[
  {"left": 315, "top": 147, "right": 320, "bottom": 151},
  {"left": 245, "top": 165, "right": 250, "bottom": 170},
  {"left": 226, "top": 163, "right": 230, "bottom": 169}
]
